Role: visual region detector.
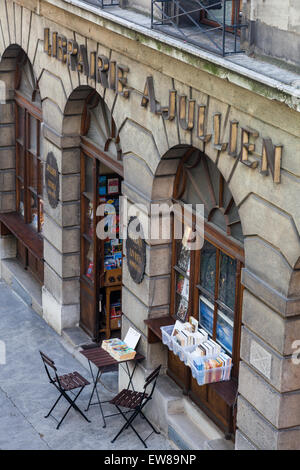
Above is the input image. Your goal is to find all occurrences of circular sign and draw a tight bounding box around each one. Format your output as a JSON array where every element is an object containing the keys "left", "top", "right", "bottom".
[
  {"left": 126, "top": 216, "right": 146, "bottom": 284},
  {"left": 45, "top": 152, "right": 59, "bottom": 209}
]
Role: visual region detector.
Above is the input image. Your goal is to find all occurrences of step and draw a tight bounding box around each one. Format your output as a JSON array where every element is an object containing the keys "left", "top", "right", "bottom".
[
  {"left": 168, "top": 412, "right": 234, "bottom": 450},
  {"left": 1, "top": 258, "right": 42, "bottom": 316},
  {"left": 205, "top": 438, "right": 234, "bottom": 450},
  {"left": 168, "top": 413, "right": 209, "bottom": 450},
  {"left": 62, "top": 326, "right": 93, "bottom": 348},
  {"left": 182, "top": 396, "right": 224, "bottom": 441}
]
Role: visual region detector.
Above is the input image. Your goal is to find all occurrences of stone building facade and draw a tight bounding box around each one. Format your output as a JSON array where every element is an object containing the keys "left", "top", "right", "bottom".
[{"left": 0, "top": 0, "right": 300, "bottom": 450}]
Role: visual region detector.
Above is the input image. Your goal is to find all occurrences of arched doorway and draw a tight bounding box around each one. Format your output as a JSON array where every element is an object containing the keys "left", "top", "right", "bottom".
[
  {"left": 0, "top": 47, "right": 44, "bottom": 284},
  {"left": 78, "top": 90, "right": 123, "bottom": 340},
  {"left": 167, "top": 146, "right": 244, "bottom": 438}
]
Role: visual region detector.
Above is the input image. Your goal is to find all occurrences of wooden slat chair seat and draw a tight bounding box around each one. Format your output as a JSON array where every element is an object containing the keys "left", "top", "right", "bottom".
[
  {"left": 109, "top": 365, "right": 161, "bottom": 448},
  {"left": 55, "top": 372, "right": 90, "bottom": 391},
  {"left": 40, "top": 351, "right": 91, "bottom": 429},
  {"left": 110, "top": 390, "right": 148, "bottom": 409}
]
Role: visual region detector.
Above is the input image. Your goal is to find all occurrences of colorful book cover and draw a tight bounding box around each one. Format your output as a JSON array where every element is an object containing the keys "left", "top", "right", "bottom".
[
  {"left": 107, "top": 178, "right": 119, "bottom": 195},
  {"left": 99, "top": 175, "right": 107, "bottom": 195}
]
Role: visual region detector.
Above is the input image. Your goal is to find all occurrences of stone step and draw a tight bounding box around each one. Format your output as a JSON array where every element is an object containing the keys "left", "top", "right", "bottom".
[
  {"left": 182, "top": 397, "right": 224, "bottom": 441},
  {"left": 167, "top": 412, "right": 234, "bottom": 450},
  {"left": 62, "top": 326, "right": 93, "bottom": 348},
  {"left": 167, "top": 413, "right": 209, "bottom": 450},
  {"left": 1, "top": 258, "right": 42, "bottom": 316},
  {"left": 205, "top": 438, "right": 234, "bottom": 450}
]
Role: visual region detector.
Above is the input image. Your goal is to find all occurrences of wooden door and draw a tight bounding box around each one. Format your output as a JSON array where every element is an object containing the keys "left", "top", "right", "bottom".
[{"left": 79, "top": 152, "right": 99, "bottom": 339}]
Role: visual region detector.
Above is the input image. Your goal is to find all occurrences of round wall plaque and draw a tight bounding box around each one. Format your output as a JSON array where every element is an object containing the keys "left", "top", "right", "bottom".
[
  {"left": 45, "top": 151, "right": 59, "bottom": 209},
  {"left": 126, "top": 216, "right": 146, "bottom": 284}
]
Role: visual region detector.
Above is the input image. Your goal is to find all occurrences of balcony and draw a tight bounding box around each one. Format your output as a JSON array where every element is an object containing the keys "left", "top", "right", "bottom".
[{"left": 79, "top": 0, "right": 246, "bottom": 56}]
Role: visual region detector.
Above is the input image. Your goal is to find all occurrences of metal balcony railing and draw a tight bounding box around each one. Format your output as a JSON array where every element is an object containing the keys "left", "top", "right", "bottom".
[
  {"left": 82, "top": 0, "right": 119, "bottom": 8},
  {"left": 99, "top": 0, "right": 119, "bottom": 7},
  {"left": 151, "top": 0, "right": 247, "bottom": 56}
]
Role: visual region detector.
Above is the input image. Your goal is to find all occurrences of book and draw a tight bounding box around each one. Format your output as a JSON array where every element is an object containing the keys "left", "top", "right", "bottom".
[
  {"left": 101, "top": 338, "right": 135, "bottom": 361},
  {"left": 99, "top": 175, "right": 107, "bottom": 195},
  {"left": 110, "top": 344, "right": 136, "bottom": 361},
  {"left": 189, "top": 316, "right": 198, "bottom": 333},
  {"left": 172, "top": 320, "right": 208, "bottom": 348},
  {"left": 124, "top": 327, "right": 141, "bottom": 350},
  {"left": 107, "top": 178, "right": 119, "bottom": 195},
  {"left": 110, "top": 302, "right": 121, "bottom": 318},
  {"left": 176, "top": 297, "right": 188, "bottom": 322},
  {"left": 102, "top": 338, "right": 123, "bottom": 351},
  {"left": 102, "top": 328, "right": 140, "bottom": 362}
]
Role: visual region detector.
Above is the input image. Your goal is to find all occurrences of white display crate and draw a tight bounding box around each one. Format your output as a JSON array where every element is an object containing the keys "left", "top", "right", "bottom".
[
  {"left": 161, "top": 325, "right": 204, "bottom": 365},
  {"left": 190, "top": 362, "right": 232, "bottom": 386},
  {"left": 161, "top": 325, "right": 175, "bottom": 351}
]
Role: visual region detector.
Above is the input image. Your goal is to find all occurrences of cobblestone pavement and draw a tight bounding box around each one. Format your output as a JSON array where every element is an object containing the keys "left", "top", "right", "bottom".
[{"left": 0, "top": 281, "right": 172, "bottom": 450}]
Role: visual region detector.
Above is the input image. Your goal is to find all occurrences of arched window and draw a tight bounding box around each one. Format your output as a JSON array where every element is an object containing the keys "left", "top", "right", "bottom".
[
  {"left": 15, "top": 54, "right": 43, "bottom": 234},
  {"left": 169, "top": 147, "right": 244, "bottom": 437}
]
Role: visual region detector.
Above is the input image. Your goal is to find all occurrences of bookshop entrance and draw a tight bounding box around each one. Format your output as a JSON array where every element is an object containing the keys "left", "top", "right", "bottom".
[
  {"left": 168, "top": 148, "right": 244, "bottom": 438},
  {"left": 79, "top": 92, "right": 123, "bottom": 341}
]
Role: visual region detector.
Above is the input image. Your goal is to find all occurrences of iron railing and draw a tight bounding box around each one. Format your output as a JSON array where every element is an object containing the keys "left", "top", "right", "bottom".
[
  {"left": 99, "top": 0, "right": 119, "bottom": 7},
  {"left": 82, "top": 0, "right": 119, "bottom": 8},
  {"left": 151, "top": 0, "right": 247, "bottom": 56}
]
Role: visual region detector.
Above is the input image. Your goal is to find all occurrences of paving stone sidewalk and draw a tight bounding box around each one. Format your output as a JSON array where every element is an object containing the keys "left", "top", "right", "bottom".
[{"left": 0, "top": 281, "right": 172, "bottom": 450}]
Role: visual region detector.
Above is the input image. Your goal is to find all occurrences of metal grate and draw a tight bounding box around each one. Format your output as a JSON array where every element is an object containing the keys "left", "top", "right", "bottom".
[{"left": 151, "top": 0, "right": 247, "bottom": 56}]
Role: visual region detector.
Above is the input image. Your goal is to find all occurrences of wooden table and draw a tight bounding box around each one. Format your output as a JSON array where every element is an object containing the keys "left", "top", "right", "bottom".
[{"left": 80, "top": 346, "right": 144, "bottom": 427}]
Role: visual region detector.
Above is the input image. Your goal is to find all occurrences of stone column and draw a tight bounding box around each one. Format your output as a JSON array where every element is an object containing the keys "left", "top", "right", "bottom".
[
  {"left": 41, "top": 94, "right": 83, "bottom": 334},
  {"left": 236, "top": 248, "right": 300, "bottom": 450}
]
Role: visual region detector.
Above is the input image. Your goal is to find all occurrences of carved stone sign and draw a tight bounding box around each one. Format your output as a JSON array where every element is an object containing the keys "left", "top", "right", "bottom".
[
  {"left": 45, "top": 152, "right": 59, "bottom": 209},
  {"left": 44, "top": 27, "right": 284, "bottom": 185},
  {"left": 126, "top": 217, "right": 146, "bottom": 284}
]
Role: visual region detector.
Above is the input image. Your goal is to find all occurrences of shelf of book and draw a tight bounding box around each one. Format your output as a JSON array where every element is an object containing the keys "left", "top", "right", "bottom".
[
  {"left": 99, "top": 285, "right": 122, "bottom": 339},
  {"left": 97, "top": 173, "right": 123, "bottom": 338}
]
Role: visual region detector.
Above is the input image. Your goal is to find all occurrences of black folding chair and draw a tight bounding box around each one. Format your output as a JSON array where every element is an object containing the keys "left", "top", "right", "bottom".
[
  {"left": 110, "top": 364, "right": 161, "bottom": 448},
  {"left": 40, "top": 351, "right": 91, "bottom": 429}
]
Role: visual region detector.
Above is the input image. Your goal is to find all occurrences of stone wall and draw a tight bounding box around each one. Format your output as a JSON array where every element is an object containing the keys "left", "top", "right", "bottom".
[
  {"left": 0, "top": 0, "right": 300, "bottom": 449},
  {"left": 242, "top": 0, "right": 300, "bottom": 67}
]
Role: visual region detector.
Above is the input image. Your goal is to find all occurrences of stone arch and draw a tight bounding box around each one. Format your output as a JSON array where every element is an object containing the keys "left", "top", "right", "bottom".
[
  {"left": 151, "top": 144, "right": 245, "bottom": 240},
  {"left": 42, "top": 84, "right": 123, "bottom": 334}
]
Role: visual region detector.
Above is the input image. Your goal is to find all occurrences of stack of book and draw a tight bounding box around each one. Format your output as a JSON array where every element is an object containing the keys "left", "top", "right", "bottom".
[
  {"left": 102, "top": 338, "right": 136, "bottom": 361},
  {"left": 102, "top": 327, "right": 141, "bottom": 362},
  {"left": 188, "top": 337, "right": 222, "bottom": 361},
  {"left": 172, "top": 318, "right": 208, "bottom": 347}
]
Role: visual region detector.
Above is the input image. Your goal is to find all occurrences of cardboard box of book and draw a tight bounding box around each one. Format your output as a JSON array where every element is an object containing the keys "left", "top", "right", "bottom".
[{"left": 102, "top": 327, "right": 141, "bottom": 362}]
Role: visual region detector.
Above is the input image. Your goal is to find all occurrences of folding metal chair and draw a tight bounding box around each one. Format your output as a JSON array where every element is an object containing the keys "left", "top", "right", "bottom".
[
  {"left": 40, "top": 351, "right": 91, "bottom": 429},
  {"left": 110, "top": 364, "right": 161, "bottom": 448}
]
